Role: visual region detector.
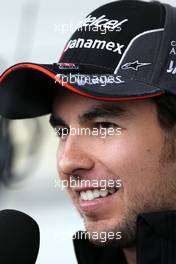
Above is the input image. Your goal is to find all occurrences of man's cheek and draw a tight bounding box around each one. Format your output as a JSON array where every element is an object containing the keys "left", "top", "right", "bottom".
[
  {"left": 67, "top": 188, "right": 79, "bottom": 205},
  {"left": 56, "top": 151, "right": 65, "bottom": 180}
]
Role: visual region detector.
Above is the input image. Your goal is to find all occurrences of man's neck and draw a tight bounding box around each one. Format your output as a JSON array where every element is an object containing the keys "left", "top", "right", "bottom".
[{"left": 123, "top": 247, "right": 136, "bottom": 264}]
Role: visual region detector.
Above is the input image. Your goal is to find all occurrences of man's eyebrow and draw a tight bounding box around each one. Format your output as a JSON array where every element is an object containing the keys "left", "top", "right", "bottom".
[
  {"left": 49, "top": 103, "right": 132, "bottom": 127},
  {"left": 78, "top": 103, "right": 131, "bottom": 123},
  {"left": 49, "top": 114, "right": 67, "bottom": 128}
]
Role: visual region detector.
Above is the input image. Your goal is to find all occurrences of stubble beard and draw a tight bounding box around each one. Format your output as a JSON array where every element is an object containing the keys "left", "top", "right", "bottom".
[{"left": 81, "top": 133, "right": 176, "bottom": 248}]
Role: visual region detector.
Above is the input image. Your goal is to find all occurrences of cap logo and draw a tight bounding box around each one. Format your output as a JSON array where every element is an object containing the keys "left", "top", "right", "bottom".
[
  {"left": 167, "top": 60, "right": 176, "bottom": 75},
  {"left": 121, "top": 60, "right": 151, "bottom": 71},
  {"left": 169, "top": 41, "right": 176, "bottom": 55},
  {"left": 64, "top": 38, "right": 124, "bottom": 54},
  {"left": 79, "top": 14, "right": 128, "bottom": 32},
  {"left": 57, "top": 63, "right": 79, "bottom": 70}
]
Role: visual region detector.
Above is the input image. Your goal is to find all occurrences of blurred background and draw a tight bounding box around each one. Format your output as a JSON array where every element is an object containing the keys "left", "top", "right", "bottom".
[{"left": 0, "top": 0, "right": 176, "bottom": 263}]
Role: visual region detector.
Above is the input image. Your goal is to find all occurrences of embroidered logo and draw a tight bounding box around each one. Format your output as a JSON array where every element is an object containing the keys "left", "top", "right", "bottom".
[
  {"left": 57, "top": 63, "right": 79, "bottom": 70},
  {"left": 64, "top": 38, "right": 125, "bottom": 54},
  {"left": 167, "top": 60, "right": 176, "bottom": 75},
  {"left": 79, "top": 14, "right": 128, "bottom": 32},
  {"left": 121, "top": 60, "right": 151, "bottom": 71}
]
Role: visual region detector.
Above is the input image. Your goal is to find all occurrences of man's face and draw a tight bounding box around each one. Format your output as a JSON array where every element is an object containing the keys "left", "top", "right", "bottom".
[{"left": 50, "top": 89, "right": 176, "bottom": 248}]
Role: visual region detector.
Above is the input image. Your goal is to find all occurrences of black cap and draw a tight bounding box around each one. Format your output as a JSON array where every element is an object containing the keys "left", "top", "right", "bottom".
[{"left": 1, "top": 0, "right": 176, "bottom": 119}]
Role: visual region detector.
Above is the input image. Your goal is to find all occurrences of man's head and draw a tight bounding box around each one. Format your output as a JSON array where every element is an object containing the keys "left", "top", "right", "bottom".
[{"left": 50, "top": 89, "right": 176, "bottom": 248}]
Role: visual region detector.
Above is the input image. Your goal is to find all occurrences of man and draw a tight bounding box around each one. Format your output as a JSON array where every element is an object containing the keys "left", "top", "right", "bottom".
[{"left": 0, "top": 0, "right": 176, "bottom": 263}]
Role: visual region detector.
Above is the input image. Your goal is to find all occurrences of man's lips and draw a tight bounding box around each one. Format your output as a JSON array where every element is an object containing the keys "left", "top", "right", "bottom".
[
  {"left": 79, "top": 191, "right": 118, "bottom": 212},
  {"left": 72, "top": 185, "right": 120, "bottom": 212},
  {"left": 72, "top": 186, "right": 117, "bottom": 193}
]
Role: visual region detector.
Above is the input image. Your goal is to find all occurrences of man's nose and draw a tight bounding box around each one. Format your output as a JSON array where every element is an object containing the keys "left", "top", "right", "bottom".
[{"left": 58, "top": 137, "right": 94, "bottom": 176}]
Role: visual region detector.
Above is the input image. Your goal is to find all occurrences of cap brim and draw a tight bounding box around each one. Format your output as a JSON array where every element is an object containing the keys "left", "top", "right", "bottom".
[{"left": 0, "top": 63, "right": 164, "bottom": 119}]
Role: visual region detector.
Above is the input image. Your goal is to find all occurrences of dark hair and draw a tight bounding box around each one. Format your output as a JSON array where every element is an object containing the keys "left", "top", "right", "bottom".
[{"left": 151, "top": 93, "right": 176, "bottom": 131}]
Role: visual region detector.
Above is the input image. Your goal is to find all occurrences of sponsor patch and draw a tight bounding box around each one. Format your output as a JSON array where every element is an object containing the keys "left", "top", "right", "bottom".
[
  {"left": 64, "top": 38, "right": 125, "bottom": 54},
  {"left": 167, "top": 60, "right": 176, "bottom": 75},
  {"left": 121, "top": 60, "right": 151, "bottom": 71},
  {"left": 78, "top": 14, "right": 128, "bottom": 32},
  {"left": 57, "top": 63, "right": 79, "bottom": 70}
]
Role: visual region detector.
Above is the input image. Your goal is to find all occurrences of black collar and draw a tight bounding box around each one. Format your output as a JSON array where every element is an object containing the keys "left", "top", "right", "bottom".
[{"left": 73, "top": 211, "right": 176, "bottom": 264}]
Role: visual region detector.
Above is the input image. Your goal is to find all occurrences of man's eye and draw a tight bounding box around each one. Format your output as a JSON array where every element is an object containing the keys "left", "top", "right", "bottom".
[{"left": 94, "top": 122, "right": 117, "bottom": 129}]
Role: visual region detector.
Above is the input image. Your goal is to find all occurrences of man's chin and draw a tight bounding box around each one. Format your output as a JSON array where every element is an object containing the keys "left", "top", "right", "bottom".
[
  {"left": 84, "top": 217, "right": 136, "bottom": 248},
  {"left": 86, "top": 228, "right": 136, "bottom": 248}
]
